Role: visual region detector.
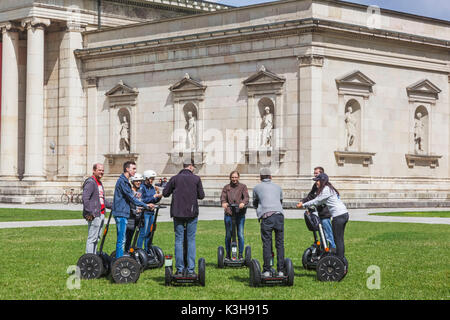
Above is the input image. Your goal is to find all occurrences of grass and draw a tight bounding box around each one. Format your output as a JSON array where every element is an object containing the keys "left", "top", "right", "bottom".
[
  {"left": 369, "top": 211, "right": 450, "bottom": 218},
  {"left": 0, "top": 208, "right": 82, "bottom": 222},
  {"left": 0, "top": 218, "right": 449, "bottom": 300}
]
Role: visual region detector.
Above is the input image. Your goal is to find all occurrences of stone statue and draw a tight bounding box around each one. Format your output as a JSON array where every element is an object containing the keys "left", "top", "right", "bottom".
[
  {"left": 414, "top": 112, "right": 424, "bottom": 154},
  {"left": 345, "top": 106, "right": 357, "bottom": 151},
  {"left": 119, "top": 116, "right": 130, "bottom": 153},
  {"left": 185, "top": 111, "right": 197, "bottom": 150},
  {"left": 261, "top": 106, "right": 273, "bottom": 148}
]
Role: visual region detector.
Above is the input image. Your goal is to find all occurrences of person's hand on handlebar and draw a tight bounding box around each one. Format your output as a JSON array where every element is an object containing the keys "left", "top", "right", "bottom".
[
  {"left": 296, "top": 202, "right": 303, "bottom": 209},
  {"left": 222, "top": 202, "right": 228, "bottom": 210},
  {"left": 239, "top": 203, "right": 245, "bottom": 210},
  {"left": 147, "top": 203, "right": 155, "bottom": 211}
]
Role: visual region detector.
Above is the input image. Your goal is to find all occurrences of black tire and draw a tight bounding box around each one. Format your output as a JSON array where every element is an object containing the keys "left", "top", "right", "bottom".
[
  {"left": 302, "top": 246, "right": 314, "bottom": 270},
  {"left": 316, "top": 255, "right": 346, "bottom": 282},
  {"left": 61, "top": 194, "right": 69, "bottom": 205},
  {"left": 111, "top": 257, "right": 141, "bottom": 284},
  {"left": 165, "top": 267, "right": 172, "bottom": 286},
  {"left": 152, "top": 246, "right": 165, "bottom": 268},
  {"left": 284, "top": 258, "right": 294, "bottom": 286},
  {"left": 198, "top": 258, "right": 206, "bottom": 287},
  {"left": 77, "top": 253, "right": 104, "bottom": 279},
  {"left": 133, "top": 248, "right": 149, "bottom": 270},
  {"left": 217, "top": 246, "right": 224, "bottom": 268},
  {"left": 244, "top": 246, "right": 252, "bottom": 267},
  {"left": 249, "top": 259, "right": 261, "bottom": 287}
]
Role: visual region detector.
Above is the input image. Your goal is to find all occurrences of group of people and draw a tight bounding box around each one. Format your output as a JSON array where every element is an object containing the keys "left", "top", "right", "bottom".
[{"left": 82, "top": 161, "right": 349, "bottom": 278}]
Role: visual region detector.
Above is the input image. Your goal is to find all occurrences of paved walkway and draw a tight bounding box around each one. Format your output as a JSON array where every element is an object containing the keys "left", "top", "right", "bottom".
[{"left": 0, "top": 203, "right": 449, "bottom": 229}]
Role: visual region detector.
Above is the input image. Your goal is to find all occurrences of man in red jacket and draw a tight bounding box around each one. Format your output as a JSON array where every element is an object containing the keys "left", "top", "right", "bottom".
[{"left": 163, "top": 159, "right": 205, "bottom": 277}]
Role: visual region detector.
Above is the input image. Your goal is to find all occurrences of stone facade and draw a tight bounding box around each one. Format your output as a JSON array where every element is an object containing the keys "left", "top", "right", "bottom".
[{"left": 0, "top": 0, "right": 449, "bottom": 207}]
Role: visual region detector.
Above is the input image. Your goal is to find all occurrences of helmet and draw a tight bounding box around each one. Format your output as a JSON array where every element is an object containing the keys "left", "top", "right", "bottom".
[
  {"left": 130, "top": 173, "right": 144, "bottom": 182},
  {"left": 143, "top": 170, "right": 157, "bottom": 179}
]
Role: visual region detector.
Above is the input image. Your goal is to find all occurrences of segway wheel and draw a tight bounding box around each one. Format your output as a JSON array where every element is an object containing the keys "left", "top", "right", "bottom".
[
  {"left": 244, "top": 246, "right": 252, "bottom": 267},
  {"left": 249, "top": 259, "right": 261, "bottom": 287},
  {"left": 133, "top": 248, "right": 149, "bottom": 270},
  {"left": 217, "top": 246, "right": 225, "bottom": 268},
  {"left": 77, "top": 254, "right": 104, "bottom": 279},
  {"left": 284, "top": 258, "right": 294, "bottom": 286},
  {"left": 165, "top": 267, "right": 173, "bottom": 286},
  {"left": 198, "top": 258, "right": 206, "bottom": 287},
  {"left": 302, "top": 247, "right": 314, "bottom": 270},
  {"left": 111, "top": 257, "right": 141, "bottom": 284},
  {"left": 316, "top": 255, "right": 345, "bottom": 282},
  {"left": 152, "top": 246, "right": 165, "bottom": 268}
]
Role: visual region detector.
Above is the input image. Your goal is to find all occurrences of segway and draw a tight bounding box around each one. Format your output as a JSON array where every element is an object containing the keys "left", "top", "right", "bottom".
[
  {"left": 77, "top": 210, "right": 114, "bottom": 279},
  {"left": 249, "top": 252, "right": 294, "bottom": 287},
  {"left": 217, "top": 204, "right": 251, "bottom": 268},
  {"left": 302, "top": 207, "right": 348, "bottom": 282},
  {"left": 164, "top": 219, "right": 206, "bottom": 286},
  {"left": 143, "top": 205, "right": 166, "bottom": 269},
  {"left": 110, "top": 207, "right": 150, "bottom": 284}
]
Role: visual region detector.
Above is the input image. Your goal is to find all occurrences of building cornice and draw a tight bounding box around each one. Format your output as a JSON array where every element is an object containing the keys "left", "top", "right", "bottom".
[
  {"left": 75, "top": 17, "right": 450, "bottom": 60},
  {"left": 104, "top": 0, "right": 234, "bottom": 13}
]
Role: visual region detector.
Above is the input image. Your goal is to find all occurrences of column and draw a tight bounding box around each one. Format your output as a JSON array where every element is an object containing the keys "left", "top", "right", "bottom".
[
  {"left": 298, "top": 54, "right": 324, "bottom": 175},
  {"left": 21, "top": 17, "right": 50, "bottom": 180},
  {"left": 0, "top": 22, "right": 21, "bottom": 179}
]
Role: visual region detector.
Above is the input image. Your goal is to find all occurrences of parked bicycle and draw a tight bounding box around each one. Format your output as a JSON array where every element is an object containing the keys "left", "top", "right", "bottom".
[{"left": 61, "top": 188, "right": 82, "bottom": 205}]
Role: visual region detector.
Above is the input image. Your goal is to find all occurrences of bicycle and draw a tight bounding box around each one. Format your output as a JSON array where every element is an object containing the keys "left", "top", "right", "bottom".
[{"left": 61, "top": 188, "right": 82, "bottom": 205}]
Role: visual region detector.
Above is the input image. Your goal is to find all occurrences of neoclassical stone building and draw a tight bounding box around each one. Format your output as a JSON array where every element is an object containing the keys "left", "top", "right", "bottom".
[{"left": 0, "top": 0, "right": 449, "bottom": 207}]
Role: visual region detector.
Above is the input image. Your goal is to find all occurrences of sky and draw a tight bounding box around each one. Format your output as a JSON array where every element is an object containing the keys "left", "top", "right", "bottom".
[{"left": 209, "top": 0, "right": 450, "bottom": 22}]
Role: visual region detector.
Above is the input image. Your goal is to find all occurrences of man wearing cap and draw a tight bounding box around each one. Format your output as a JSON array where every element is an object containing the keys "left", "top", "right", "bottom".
[
  {"left": 252, "top": 167, "right": 285, "bottom": 277},
  {"left": 300, "top": 166, "right": 335, "bottom": 250},
  {"left": 162, "top": 159, "right": 205, "bottom": 277},
  {"left": 137, "top": 170, "right": 163, "bottom": 250}
]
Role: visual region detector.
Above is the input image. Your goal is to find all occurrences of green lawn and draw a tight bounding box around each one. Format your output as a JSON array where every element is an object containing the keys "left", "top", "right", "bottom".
[
  {"left": 0, "top": 208, "right": 82, "bottom": 222},
  {"left": 369, "top": 211, "right": 450, "bottom": 218},
  {"left": 0, "top": 218, "right": 448, "bottom": 300}
]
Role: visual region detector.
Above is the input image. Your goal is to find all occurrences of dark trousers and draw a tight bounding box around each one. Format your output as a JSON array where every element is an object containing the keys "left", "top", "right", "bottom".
[
  {"left": 332, "top": 213, "right": 349, "bottom": 259},
  {"left": 260, "top": 214, "right": 285, "bottom": 272}
]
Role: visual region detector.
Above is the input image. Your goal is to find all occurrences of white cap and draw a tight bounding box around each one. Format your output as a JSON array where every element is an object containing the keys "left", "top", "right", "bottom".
[{"left": 143, "top": 170, "right": 157, "bottom": 179}]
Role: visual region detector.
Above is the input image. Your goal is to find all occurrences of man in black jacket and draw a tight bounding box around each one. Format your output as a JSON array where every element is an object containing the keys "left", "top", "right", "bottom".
[
  {"left": 82, "top": 163, "right": 112, "bottom": 254},
  {"left": 163, "top": 159, "right": 205, "bottom": 277},
  {"left": 300, "top": 166, "right": 336, "bottom": 249}
]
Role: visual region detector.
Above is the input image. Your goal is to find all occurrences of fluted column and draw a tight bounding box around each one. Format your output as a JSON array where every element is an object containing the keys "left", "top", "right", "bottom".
[
  {"left": 0, "top": 22, "right": 21, "bottom": 179},
  {"left": 21, "top": 17, "right": 50, "bottom": 181}
]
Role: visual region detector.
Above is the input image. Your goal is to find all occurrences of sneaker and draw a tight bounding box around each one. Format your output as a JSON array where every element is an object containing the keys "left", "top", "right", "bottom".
[
  {"left": 277, "top": 271, "right": 284, "bottom": 277},
  {"left": 174, "top": 270, "right": 184, "bottom": 277},
  {"left": 262, "top": 271, "right": 271, "bottom": 278},
  {"left": 187, "top": 272, "right": 197, "bottom": 279},
  {"left": 238, "top": 254, "right": 243, "bottom": 260}
]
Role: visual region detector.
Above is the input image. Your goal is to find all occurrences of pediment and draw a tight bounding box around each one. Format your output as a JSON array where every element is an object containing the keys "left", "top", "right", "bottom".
[
  {"left": 169, "top": 73, "right": 206, "bottom": 92},
  {"left": 407, "top": 79, "right": 441, "bottom": 96},
  {"left": 105, "top": 80, "right": 138, "bottom": 97},
  {"left": 243, "top": 66, "right": 285, "bottom": 86},
  {"left": 336, "top": 70, "right": 376, "bottom": 88}
]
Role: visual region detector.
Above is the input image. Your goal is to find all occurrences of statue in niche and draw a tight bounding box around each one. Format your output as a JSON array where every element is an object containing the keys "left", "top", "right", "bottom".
[
  {"left": 260, "top": 106, "right": 273, "bottom": 148},
  {"left": 344, "top": 106, "right": 357, "bottom": 151},
  {"left": 185, "top": 111, "right": 197, "bottom": 150},
  {"left": 119, "top": 116, "right": 130, "bottom": 153},
  {"left": 414, "top": 112, "right": 424, "bottom": 154}
]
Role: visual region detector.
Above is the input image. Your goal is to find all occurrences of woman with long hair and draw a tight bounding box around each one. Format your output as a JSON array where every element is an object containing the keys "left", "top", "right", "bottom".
[{"left": 297, "top": 173, "right": 349, "bottom": 260}]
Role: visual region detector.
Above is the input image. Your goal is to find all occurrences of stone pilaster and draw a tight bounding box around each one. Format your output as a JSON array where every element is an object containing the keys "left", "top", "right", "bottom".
[
  {"left": 0, "top": 22, "right": 22, "bottom": 180},
  {"left": 21, "top": 17, "right": 51, "bottom": 181}
]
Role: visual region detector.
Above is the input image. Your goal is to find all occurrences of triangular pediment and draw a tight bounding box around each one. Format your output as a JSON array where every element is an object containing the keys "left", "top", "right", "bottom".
[
  {"left": 105, "top": 80, "right": 138, "bottom": 96},
  {"left": 336, "top": 70, "right": 376, "bottom": 88},
  {"left": 407, "top": 79, "right": 441, "bottom": 95},
  {"left": 169, "top": 73, "right": 206, "bottom": 92},
  {"left": 243, "top": 66, "right": 285, "bottom": 86}
]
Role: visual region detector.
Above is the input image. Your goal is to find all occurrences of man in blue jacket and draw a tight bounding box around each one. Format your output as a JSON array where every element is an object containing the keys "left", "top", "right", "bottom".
[
  {"left": 163, "top": 159, "right": 205, "bottom": 277},
  {"left": 112, "top": 160, "right": 151, "bottom": 258}
]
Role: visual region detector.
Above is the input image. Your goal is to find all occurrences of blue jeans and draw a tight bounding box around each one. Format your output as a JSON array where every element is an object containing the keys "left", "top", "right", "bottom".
[
  {"left": 114, "top": 216, "right": 128, "bottom": 258},
  {"left": 321, "top": 218, "right": 336, "bottom": 249},
  {"left": 137, "top": 212, "right": 155, "bottom": 250},
  {"left": 224, "top": 214, "right": 245, "bottom": 257},
  {"left": 173, "top": 217, "right": 198, "bottom": 274}
]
